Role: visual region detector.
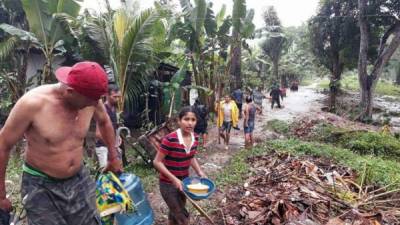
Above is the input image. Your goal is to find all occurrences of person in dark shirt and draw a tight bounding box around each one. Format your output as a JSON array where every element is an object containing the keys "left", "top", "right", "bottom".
[
  {"left": 232, "top": 88, "right": 244, "bottom": 118},
  {"left": 193, "top": 99, "right": 208, "bottom": 148},
  {"left": 95, "top": 84, "right": 122, "bottom": 168},
  {"left": 270, "top": 85, "right": 282, "bottom": 109}
]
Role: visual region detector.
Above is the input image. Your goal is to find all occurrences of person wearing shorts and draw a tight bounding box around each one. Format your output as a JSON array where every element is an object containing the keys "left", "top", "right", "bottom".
[
  {"left": 243, "top": 96, "right": 261, "bottom": 149},
  {"left": 21, "top": 164, "right": 100, "bottom": 224},
  {"left": 0, "top": 61, "right": 123, "bottom": 224},
  {"left": 215, "top": 95, "right": 239, "bottom": 150}
]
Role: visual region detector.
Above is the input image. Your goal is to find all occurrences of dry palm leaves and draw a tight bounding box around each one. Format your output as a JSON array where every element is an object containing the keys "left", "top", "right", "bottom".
[{"left": 219, "top": 153, "right": 400, "bottom": 225}]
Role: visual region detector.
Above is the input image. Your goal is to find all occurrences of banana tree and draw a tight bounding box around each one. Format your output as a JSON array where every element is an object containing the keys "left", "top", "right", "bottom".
[
  {"left": 230, "top": 0, "right": 255, "bottom": 91},
  {"left": 0, "top": 0, "right": 82, "bottom": 84}
]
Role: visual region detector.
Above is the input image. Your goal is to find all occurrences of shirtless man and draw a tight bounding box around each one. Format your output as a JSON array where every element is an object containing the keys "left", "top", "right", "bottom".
[{"left": 0, "top": 61, "right": 122, "bottom": 225}]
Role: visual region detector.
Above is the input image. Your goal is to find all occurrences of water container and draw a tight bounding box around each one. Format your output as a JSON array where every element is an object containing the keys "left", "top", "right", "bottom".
[{"left": 116, "top": 173, "right": 154, "bottom": 225}]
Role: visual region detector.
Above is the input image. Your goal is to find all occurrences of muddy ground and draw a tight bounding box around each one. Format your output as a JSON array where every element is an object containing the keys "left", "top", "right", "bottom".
[{"left": 149, "top": 85, "right": 328, "bottom": 224}]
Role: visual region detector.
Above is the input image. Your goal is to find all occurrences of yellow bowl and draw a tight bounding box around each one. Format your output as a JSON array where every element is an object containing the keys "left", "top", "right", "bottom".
[{"left": 187, "top": 183, "right": 209, "bottom": 194}]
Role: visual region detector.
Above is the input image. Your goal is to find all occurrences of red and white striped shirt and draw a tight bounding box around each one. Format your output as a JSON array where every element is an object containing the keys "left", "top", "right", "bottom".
[{"left": 158, "top": 130, "right": 198, "bottom": 183}]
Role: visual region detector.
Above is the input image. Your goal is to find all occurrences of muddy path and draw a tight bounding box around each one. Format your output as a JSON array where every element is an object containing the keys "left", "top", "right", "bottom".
[{"left": 148, "top": 85, "right": 325, "bottom": 224}]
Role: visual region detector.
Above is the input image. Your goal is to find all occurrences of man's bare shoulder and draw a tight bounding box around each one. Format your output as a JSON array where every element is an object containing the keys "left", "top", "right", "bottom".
[{"left": 16, "top": 84, "right": 56, "bottom": 110}]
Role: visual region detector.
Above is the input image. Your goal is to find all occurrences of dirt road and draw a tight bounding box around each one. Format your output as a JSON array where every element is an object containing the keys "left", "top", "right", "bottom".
[{"left": 148, "top": 86, "right": 324, "bottom": 224}]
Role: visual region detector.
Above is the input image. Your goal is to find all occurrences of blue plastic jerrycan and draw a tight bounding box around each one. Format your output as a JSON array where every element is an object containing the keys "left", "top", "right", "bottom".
[{"left": 116, "top": 173, "right": 154, "bottom": 225}]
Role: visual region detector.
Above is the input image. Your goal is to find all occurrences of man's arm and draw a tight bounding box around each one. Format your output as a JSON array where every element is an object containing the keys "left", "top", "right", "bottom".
[
  {"left": 0, "top": 96, "right": 37, "bottom": 210},
  {"left": 243, "top": 104, "right": 249, "bottom": 126},
  {"left": 93, "top": 102, "right": 122, "bottom": 172}
]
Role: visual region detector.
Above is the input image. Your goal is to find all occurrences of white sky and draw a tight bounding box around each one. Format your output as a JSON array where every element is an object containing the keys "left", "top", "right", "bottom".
[{"left": 81, "top": 0, "right": 319, "bottom": 28}]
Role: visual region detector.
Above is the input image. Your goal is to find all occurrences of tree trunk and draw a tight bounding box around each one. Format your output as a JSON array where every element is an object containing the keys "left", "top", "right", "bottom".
[
  {"left": 272, "top": 59, "right": 278, "bottom": 82},
  {"left": 190, "top": 54, "right": 199, "bottom": 86},
  {"left": 329, "top": 54, "right": 343, "bottom": 111},
  {"left": 396, "top": 66, "right": 400, "bottom": 85},
  {"left": 358, "top": 0, "right": 400, "bottom": 119},
  {"left": 230, "top": 31, "right": 242, "bottom": 91}
]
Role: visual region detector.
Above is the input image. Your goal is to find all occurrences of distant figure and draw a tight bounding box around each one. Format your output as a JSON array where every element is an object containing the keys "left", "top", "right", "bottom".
[
  {"left": 215, "top": 95, "right": 239, "bottom": 150},
  {"left": 243, "top": 96, "right": 261, "bottom": 149},
  {"left": 252, "top": 87, "right": 265, "bottom": 114},
  {"left": 270, "top": 85, "right": 282, "bottom": 109},
  {"left": 193, "top": 99, "right": 208, "bottom": 148},
  {"left": 290, "top": 81, "right": 299, "bottom": 91},
  {"left": 232, "top": 88, "right": 244, "bottom": 118},
  {"left": 280, "top": 86, "right": 287, "bottom": 101}
]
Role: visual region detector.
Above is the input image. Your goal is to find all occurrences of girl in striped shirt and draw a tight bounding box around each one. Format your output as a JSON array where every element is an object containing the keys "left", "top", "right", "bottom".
[{"left": 153, "top": 106, "right": 206, "bottom": 225}]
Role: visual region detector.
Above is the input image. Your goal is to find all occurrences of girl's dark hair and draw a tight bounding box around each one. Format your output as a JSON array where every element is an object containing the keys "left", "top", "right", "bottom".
[
  {"left": 245, "top": 95, "right": 253, "bottom": 103},
  {"left": 178, "top": 106, "right": 198, "bottom": 119}
]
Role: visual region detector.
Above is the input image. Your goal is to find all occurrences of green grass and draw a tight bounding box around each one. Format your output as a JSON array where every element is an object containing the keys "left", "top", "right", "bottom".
[
  {"left": 311, "top": 123, "right": 400, "bottom": 160},
  {"left": 124, "top": 163, "right": 158, "bottom": 192},
  {"left": 266, "top": 139, "right": 400, "bottom": 187},
  {"left": 214, "top": 145, "right": 268, "bottom": 187},
  {"left": 264, "top": 119, "right": 290, "bottom": 134},
  {"left": 318, "top": 75, "right": 400, "bottom": 97}
]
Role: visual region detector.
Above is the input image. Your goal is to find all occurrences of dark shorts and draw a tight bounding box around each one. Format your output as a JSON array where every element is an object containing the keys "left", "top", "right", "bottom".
[
  {"left": 159, "top": 182, "right": 189, "bottom": 225},
  {"left": 244, "top": 121, "right": 255, "bottom": 134},
  {"left": 21, "top": 166, "right": 101, "bottom": 225},
  {"left": 194, "top": 122, "right": 208, "bottom": 134},
  {"left": 220, "top": 121, "right": 232, "bottom": 133}
]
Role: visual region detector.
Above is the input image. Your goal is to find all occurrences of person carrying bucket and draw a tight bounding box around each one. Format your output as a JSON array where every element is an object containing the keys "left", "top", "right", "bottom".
[{"left": 0, "top": 61, "right": 122, "bottom": 225}]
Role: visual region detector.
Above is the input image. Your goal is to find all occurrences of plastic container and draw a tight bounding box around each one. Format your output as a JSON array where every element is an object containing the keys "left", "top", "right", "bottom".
[
  {"left": 116, "top": 173, "right": 154, "bottom": 225},
  {"left": 182, "top": 177, "right": 216, "bottom": 200}
]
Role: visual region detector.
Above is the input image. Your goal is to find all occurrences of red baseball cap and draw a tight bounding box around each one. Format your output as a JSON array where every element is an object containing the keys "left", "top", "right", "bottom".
[{"left": 55, "top": 61, "right": 108, "bottom": 100}]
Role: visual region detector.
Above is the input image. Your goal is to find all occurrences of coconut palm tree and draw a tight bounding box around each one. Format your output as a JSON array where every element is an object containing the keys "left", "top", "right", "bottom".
[{"left": 109, "top": 8, "right": 166, "bottom": 112}]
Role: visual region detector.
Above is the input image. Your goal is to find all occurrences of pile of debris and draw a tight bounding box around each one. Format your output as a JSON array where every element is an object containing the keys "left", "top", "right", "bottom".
[{"left": 218, "top": 153, "right": 400, "bottom": 225}]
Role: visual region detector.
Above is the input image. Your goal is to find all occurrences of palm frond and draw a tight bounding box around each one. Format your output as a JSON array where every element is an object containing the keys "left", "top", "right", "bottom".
[
  {"left": 204, "top": 3, "right": 217, "bottom": 38},
  {"left": 232, "top": 0, "right": 246, "bottom": 32},
  {"left": 21, "top": 0, "right": 50, "bottom": 45},
  {"left": 191, "top": 0, "right": 207, "bottom": 34},
  {"left": 0, "top": 37, "right": 18, "bottom": 60},
  {"left": 216, "top": 4, "right": 227, "bottom": 27},
  {"left": 0, "top": 24, "right": 39, "bottom": 43}
]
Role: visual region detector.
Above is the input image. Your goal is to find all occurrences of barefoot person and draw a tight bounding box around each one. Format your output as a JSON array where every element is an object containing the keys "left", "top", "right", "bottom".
[
  {"left": 215, "top": 95, "right": 239, "bottom": 150},
  {"left": 243, "top": 96, "right": 261, "bottom": 149},
  {"left": 0, "top": 61, "right": 123, "bottom": 225},
  {"left": 153, "top": 106, "right": 206, "bottom": 225}
]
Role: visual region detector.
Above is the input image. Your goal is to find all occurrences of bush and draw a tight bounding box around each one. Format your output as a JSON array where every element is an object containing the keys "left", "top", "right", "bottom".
[
  {"left": 265, "top": 119, "right": 290, "bottom": 134},
  {"left": 341, "top": 132, "right": 400, "bottom": 159},
  {"left": 310, "top": 123, "right": 400, "bottom": 160}
]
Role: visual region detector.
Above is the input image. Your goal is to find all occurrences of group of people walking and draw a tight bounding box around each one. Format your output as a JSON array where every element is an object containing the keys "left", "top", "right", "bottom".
[{"left": 0, "top": 59, "right": 293, "bottom": 225}]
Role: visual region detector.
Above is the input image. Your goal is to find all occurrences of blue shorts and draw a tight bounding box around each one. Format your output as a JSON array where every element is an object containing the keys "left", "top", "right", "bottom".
[
  {"left": 220, "top": 121, "right": 232, "bottom": 133},
  {"left": 244, "top": 121, "right": 255, "bottom": 134}
]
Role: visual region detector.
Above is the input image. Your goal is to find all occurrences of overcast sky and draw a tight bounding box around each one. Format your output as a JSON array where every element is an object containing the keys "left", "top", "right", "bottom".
[{"left": 81, "top": 0, "right": 320, "bottom": 28}]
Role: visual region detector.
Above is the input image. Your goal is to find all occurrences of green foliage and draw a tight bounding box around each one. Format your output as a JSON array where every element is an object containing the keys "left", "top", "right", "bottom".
[
  {"left": 267, "top": 139, "right": 400, "bottom": 187},
  {"left": 318, "top": 75, "right": 400, "bottom": 97},
  {"left": 341, "top": 132, "right": 400, "bottom": 159},
  {"left": 265, "top": 119, "right": 290, "bottom": 134},
  {"left": 312, "top": 123, "right": 400, "bottom": 160}
]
